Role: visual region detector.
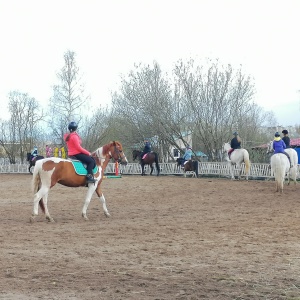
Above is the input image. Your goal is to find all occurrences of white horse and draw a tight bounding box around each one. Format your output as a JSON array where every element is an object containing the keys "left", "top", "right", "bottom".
[
  {"left": 270, "top": 154, "right": 291, "bottom": 193},
  {"left": 267, "top": 141, "right": 298, "bottom": 185},
  {"left": 222, "top": 142, "right": 251, "bottom": 180}
]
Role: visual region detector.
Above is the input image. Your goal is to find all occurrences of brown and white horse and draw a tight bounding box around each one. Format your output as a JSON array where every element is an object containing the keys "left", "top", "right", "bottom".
[{"left": 30, "top": 141, "right": 128, "bottom": 223}]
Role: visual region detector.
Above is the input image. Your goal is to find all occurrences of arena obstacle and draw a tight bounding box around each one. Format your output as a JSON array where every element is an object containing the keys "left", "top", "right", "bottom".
[{"left": 103, "top": 162, "right": 122, "bottom": 179}]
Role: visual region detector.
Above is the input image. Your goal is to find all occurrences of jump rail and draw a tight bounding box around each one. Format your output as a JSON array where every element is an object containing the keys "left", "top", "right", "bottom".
[{"left": 2, "top": 162, "right": 299, "bottom": 179}]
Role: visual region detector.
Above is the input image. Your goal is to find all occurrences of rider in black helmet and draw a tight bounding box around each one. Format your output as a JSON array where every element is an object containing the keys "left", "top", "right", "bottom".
[
  {"left": 282, "top": 129, "right": 291, "bottom": 148},
  {"left": 228, "top": 132, "right": 241, "bottom": 158},
  {"left": 64, "top": 121, "right": 96, "bottom": 184}
]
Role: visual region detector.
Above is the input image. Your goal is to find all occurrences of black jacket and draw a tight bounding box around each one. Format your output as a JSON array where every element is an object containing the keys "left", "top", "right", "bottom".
[
  {"left": 230, "top": 137, "right": 241, "bottom": 149},
  {"left": 282, "top": 136, "right": 290, "bottom": 148}
]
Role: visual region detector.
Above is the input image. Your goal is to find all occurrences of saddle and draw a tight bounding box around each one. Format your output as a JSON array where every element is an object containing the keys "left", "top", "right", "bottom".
[
  {"left": 142, "top": 152, "right": 152, "bottom": 160},
  {"left": 68, "top": 158, "right": 98, "bottom": 176}
]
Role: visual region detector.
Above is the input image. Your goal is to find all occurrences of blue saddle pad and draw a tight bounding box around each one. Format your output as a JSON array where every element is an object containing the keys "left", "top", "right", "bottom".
[{"left": 71, "top": 161, "right": 98, "bottom": 176}]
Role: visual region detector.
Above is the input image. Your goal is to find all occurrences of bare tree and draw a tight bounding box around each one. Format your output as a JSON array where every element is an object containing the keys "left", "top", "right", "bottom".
[
  {"left": 173, "top": 59, "right": 260, "bottom": 160},
  {"left": 112, "top": 59, "right": 277, "bottom": 162},
  {"left": 48, "top": 50, "right": 89, "bottom": 145},
  {"left": 0, "top": 91, "right": 44, "bottom": 163},
  {"left": 79, "top": 106, "right": 112, "bottom": 151},
  {"left": 112, "top": 62, "right": 188, "bottom": 161}
]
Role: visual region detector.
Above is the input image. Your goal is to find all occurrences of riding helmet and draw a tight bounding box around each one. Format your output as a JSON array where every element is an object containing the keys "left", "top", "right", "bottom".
[
  {"left": 274, "top": 132, "right": 280, "bottom": 137},
  {"left": 68, "top": 121, "right": 78, "bottom": 132},
  {"left": 233, "top": 132, "right": 238, "bottom": 136},
  {"left": 282, "top": 129, "right": 288, "bottom": 134}
]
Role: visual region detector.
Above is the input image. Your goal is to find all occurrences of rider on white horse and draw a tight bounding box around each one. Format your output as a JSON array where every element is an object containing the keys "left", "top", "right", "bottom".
[
  {"left": 228, "top": 132, "right": 241, "bottom": 159},
  {"left": 272, "top": 132, "right": 293, "bottom": 168},
  {"left": 282, "top": 129, "right": 291, "bottom": 148}
]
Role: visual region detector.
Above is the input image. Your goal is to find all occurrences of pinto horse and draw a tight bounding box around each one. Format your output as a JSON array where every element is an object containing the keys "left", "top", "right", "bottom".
[
  {"left": 30, "top": 141, "right": 128, "bottom": 223},
  {"left": 26, "top": 152, "right": 44, "bottom": 174},
  {"left": 222, "top": 142, "right": 251, "bottom": 180},
  {"left": 176, "top": 158, "right": 199, "bottom": 177},
  {"left": 132, "top": 150, "right": 160, "bottom": 176}
]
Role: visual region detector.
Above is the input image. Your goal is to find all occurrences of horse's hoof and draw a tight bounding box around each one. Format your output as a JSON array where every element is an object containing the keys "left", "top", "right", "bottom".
[
  {"left": 104, "top": 212, "right": 111, "bottom": 218},
  {"left": 82, "top": 213, "right": 89, "bottom": 220},
  {"left": 46, "top": 216, "right": 55, "bottom": 222},
  {"left": 30, "top": 216, "right": 35, "bottom": 223}
]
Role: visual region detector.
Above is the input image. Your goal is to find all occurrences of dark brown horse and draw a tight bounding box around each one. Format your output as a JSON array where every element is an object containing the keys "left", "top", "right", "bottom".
[
  {"left": 176, "top": 158, "right": 199, "bottom": 177},
  {"left": 26, "top": 152, "right": 44, "bottom": 174},
  {"left": 132, "top": 150, "right": 160, "bottom": 176},
  {"left": 30, "top": 141, "right": 128, "bottom": 223}
]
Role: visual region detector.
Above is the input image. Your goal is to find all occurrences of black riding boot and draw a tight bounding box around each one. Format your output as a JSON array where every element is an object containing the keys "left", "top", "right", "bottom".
[{"left": 86, "top": 174, "right": 95, "bottom": 184}]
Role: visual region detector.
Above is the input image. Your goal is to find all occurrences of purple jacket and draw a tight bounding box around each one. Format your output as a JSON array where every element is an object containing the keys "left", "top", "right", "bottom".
[{"left": 273, "top": 139, "right": 286, "bottom": 154}]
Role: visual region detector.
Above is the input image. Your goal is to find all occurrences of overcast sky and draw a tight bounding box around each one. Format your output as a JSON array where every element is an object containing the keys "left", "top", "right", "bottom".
[{"left": 0, "top": 0, "right": 299, "bottom": 126}]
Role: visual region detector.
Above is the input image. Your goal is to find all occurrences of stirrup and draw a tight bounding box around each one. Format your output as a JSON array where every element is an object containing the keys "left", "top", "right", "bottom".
[{"left": 86, "top": 174, "right": 96, "bottom": 184}]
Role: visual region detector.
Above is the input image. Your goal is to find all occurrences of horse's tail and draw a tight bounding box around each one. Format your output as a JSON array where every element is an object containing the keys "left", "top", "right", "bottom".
[
  {"left": 272, "top": 155, "right": 287, "bottom": 193},
  {"left": 243, "top": 150, "right": 251, "bottom": 175},
  {"left": 154, "top": 153, "right": 160, "bottom": 176},
  {"left": 32, "top": 161, "right": 45, "bottom": 213},
  {"left": 32, "top": 165, "right": 40, "bottom": 194},
  {"left": 193, "top": 160, "right": 199, "bottom": 177}
]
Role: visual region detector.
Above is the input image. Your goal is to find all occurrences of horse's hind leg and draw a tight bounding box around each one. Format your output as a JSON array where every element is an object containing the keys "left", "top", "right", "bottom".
[
  {"left": 43, "top": 193, "right": 54, "bottom": 222},
  {"left": 30, "top": 186, "right": 52, "bottom": 222}
]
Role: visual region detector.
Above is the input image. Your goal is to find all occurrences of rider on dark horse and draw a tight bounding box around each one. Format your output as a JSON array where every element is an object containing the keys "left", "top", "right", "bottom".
[
  {"left": 228, "top": 132, "right": 241, "bottom": 159},
  {"left": 180, "top": 145, "right": 192, "bottom": 167},
  {"left": 141, "top": 139, "right": 152, "bottom": 161},
  {"left": 30, "top": 146, "right": 38, "bottom": 162}
]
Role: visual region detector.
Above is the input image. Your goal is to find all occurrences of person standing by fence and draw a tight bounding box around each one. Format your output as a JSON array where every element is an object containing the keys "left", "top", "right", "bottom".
[{"left": 46, "top": 145, "right": 53, "bottom": 158}]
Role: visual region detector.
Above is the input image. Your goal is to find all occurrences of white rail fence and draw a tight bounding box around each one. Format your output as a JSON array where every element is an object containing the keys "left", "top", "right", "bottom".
[{"left": 1, "top": 162, "right": 299, "bottom": 179}]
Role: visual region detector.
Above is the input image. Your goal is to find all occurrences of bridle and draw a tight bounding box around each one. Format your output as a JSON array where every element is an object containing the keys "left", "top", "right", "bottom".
[{"left": 110, "top": 145, "right": 124, "bottom": 163}]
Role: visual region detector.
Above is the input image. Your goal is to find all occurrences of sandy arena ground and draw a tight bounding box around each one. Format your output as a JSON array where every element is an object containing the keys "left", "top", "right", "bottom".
[{"left": 0, "top": 173, "right": 300, "bottom": 300}]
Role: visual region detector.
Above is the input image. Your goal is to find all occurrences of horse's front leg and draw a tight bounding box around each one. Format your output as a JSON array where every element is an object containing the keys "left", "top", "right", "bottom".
[
  {"left": 150, "top": 164, "right": 154, "bottom": 175},
  {"left": 81, "top": 184, "right": 97, "bottom": 220},
  {"left": 95, "top": 185, "right": 110, "bottom": 218},
  {"left": 228, "top": 162, "right": 235, "bottom": 180},
  {"left": 141, "top": 163, "right": 145, "bottom": 176},
  {"left": 30, "top": 187, "right": 53, "bottom": 222}
]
